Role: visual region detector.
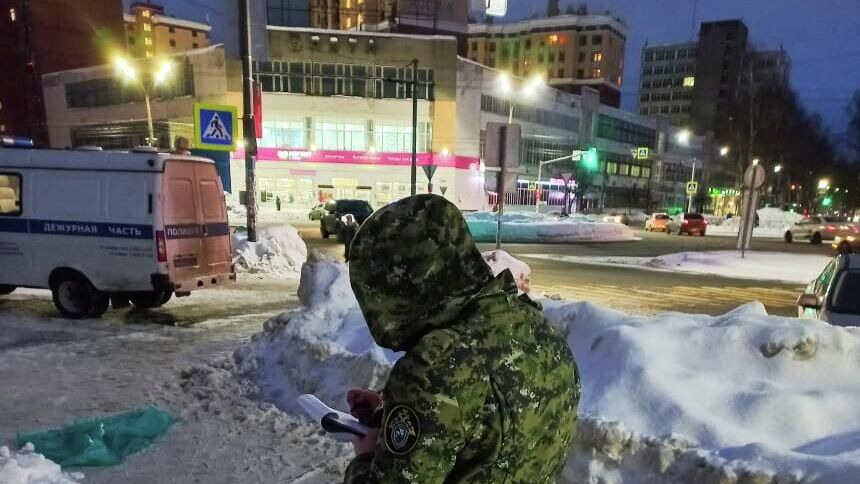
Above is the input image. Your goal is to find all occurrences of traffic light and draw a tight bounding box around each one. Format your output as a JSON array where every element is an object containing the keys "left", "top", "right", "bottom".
[
  {"left": 581, "top": 148, "right": 599, "bottom": 171},
  {"left": 822, "top": 196, "right": 833, "bottom": 207}
]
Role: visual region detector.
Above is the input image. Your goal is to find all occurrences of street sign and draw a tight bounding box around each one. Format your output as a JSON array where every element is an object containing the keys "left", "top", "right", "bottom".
[
  {"left": 484, "top": 123, "right": 521, "bottom": 168},
  {"left": 422, "top": 165, "right": 437, "bottom": 181},
  {"left": 484, "top": 0, "right": 507, "bottom": 16},
  {"left": 194, "top": 103, "right": 238, "bottom": 151},
  {"left": 440, "top": 186, "right": 448, "bottom": 195},
  {"left": 744, "top": 164, "right": 766, "bottom": 189},
  {"left": 686, "top": 181, "right": 699, "bottom": 195},
  {"left": 636, "top": 147, "right": 649, "bottom": 160},
  {"left": 528, "top": 181, "right": 538, "bottom": 191}
]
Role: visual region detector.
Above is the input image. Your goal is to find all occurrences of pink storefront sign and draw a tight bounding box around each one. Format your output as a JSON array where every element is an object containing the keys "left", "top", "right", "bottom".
[{"left": 234, "top": 148, "right": 478, "bottom": 170}]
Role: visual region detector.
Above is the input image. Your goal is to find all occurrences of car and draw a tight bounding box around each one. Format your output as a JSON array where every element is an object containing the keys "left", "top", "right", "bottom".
[
  {"left": 644, "top": 213, "right": 671, "bottom": 232},
  {"left": 666, "top": 212, "right": 708, "bottom": 236},
  {"left": 602, "top": 212, "right": 629, "bottom": 225},
  {"left": 320, "top": 199, "right": 373, "bottom": 240},
  {"left": 797, "top": 253, "right": 860, "bottom": 326},
  {"left": 784, "top": 216, "right": 855, "bottom": 244},
  {"left": 308, "top": 203, "right": 326, "bottom": 220},
  {"left": 832, "top": 233, "right": 860, "bottom": 255}
]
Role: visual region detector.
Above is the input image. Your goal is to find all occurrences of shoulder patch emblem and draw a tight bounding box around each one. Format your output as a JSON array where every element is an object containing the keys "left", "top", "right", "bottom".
[{"left": 384, "top": 405, "right": 421, "bottom": 455}]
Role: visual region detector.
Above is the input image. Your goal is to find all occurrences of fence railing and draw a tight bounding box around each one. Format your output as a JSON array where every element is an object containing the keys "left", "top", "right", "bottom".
[{"left": 487, "top": 188, "right": 568, "bottom": 208}]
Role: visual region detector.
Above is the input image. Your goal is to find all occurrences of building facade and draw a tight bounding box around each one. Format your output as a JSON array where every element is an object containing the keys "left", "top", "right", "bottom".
[
  {"left": 124, "top": 2, "right": 212, "bottom": 59},
  {"left": 466, "top": 14, "right": 627, "bottom": 108},
  {"left": 0, "top": 0, "right": 125, "bottom": 145},
  {"left": 638, "top": 42, "right": 697, "bottom": 125}
]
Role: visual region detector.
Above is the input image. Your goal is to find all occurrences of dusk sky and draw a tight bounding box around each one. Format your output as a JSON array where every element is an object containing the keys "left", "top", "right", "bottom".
[{"left": 136, "top": 0, "right": 860, "bottom": 147}]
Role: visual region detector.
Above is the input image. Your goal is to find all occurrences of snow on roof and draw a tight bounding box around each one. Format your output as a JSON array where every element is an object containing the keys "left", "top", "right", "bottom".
[
  {"left": 468, "top": 14, "right": 627, "bottom": 36},
  {"left": 267, "top": 25, "right": 457, "bottom": 43},
  {"left": 124, "top": 12, "right": 211, "bottom": 31}
]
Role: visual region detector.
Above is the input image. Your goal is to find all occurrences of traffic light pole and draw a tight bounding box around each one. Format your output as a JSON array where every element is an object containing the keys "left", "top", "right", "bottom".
[
  {"left": 687, "top": 162, "right": 696, "bottom": 213},
  {"left": 535, "top": 152, "right": 582, "bottom": 213}
]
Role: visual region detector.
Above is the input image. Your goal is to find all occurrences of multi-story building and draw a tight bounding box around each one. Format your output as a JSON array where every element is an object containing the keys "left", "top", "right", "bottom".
[
  {"left": 751, "top": 48, "right": 790, "bottom": 86},
  {"left": 124, "top": 2, "right": 211, "bottom": 59},
  {"left": 0, "top": 0, "right": 125, "bottom": 145},
  {"left": 265, "top": 0, "right": 469, "bottom": 34},
  {"left": 638, "top": 42, "right": 697, "bottom": 125},
  {"left": 42, "top": 27, "right": 706, "bottom": 214},
  {"left": 466, "top": 14, "right": 627, "bottom": 108}
]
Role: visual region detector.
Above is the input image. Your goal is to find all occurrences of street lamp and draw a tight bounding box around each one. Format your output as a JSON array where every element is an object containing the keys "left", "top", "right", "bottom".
[
  {"left": 752, "top": 158, "right": 760, "bottom": 166},
  {"left": 773, "top": 164, "right": 782, "bottom": 173},
  {"left": 114, "top": 56, "right": 174, "bottom": 147},
  {"left": 719, "top": 146, "right": 730, "bottom": 157},
  {"left": 496, "top": 72, "right": 544, "bottom": 125},
  {"left": 818, "top": 178, "right": 831, "bottom": 190},
  {"left": 676, "top": 129, "right": 691, "bottom": 145}
]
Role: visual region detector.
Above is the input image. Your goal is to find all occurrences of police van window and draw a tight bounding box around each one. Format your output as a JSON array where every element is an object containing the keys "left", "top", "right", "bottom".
[{"left": 0, "top": 173, "right": 22, "bottom": 216}]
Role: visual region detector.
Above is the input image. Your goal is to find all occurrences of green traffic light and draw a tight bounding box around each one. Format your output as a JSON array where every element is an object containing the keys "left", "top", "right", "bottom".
[
  {"left": 822, "top": 196, "right": 833, "bottom": 207},
  {"left": 581, "top": 148, "right": 599, "bottom": 171}
]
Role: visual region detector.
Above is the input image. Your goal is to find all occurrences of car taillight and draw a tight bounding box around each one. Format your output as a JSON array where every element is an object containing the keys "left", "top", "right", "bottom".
[
  {"left": 827, "top": 225, "right": 836, "bottom": 231},
  {"left": 156, "top": 230, "right": 167, "bottom": 263},
  {"left": 852, "top": 226, "right": 859, "bottom": 235},
  {"left": 682, "top": 220, "right": 689, "bottom": 224}
]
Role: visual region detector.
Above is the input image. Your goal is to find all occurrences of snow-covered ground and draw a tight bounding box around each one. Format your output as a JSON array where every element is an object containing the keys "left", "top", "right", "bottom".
[
  {"left": 0, "top": 444, "right": 83, "bottom": 484},
  {"left": 226, "top": 193, "right": 312, "bottom": 226},
  {"left": 465, "top": 211, "right": 636, "bottom": 243},
  {"left": 523, "top": 250, "right": 831, "bottom": 284},
  {"left": 708, "top": 207, "right": 804, "bottom": 238},
  {"left": 232, "top": 225, "right": 308, "bottom": 278}
]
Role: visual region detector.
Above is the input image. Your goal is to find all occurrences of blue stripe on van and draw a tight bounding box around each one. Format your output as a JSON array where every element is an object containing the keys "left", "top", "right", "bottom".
[{"left": 0, "top": 218, "right": 153, "bottom": 239}]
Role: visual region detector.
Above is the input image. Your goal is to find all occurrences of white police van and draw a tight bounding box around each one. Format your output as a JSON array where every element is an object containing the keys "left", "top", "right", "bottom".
[{"left": 0, "top": 145, "right": 235, "bottom": 318}]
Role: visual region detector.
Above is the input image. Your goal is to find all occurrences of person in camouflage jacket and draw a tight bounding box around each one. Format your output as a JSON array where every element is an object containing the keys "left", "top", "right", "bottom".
[{"left": 344, "top": 194, "right": 580, "bottom": 484}]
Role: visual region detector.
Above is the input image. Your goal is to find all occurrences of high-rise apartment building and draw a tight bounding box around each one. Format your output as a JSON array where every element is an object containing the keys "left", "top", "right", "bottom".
[
  {"left": 0, "top": 0, "right": 125, "bottom": 145},
  {"left": 638, "top": 41, "right": 697, "bottom": 125},
  {"left": 466, "top": 14, "right": 627, "bottom": 107},
  {"left": 638, "top": 20, "right": 791, "bottom": 134},
  {"left": 124, "top": 2, "right": 211, "bottom": 59}
]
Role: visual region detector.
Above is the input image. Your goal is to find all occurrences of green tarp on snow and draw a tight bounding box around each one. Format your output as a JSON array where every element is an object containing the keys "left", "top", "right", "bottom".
[{"left": 16, "top": 406, "right": 177, "bottom": 467}]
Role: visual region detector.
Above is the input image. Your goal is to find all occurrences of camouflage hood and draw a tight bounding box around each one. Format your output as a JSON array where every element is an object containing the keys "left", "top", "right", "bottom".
[{"left": 349, "top": 194, "right": 497, "bottom": 351}]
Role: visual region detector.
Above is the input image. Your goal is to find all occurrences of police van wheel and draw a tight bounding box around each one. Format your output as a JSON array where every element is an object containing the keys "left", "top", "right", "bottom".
[
  {"left": 130, "top": 291, "right": 172, "bottom": 309},
  {"left": 51, "top": 273, "right": 109, "bottom": 319},
  {"left": 0, "top": 285, "right": 15, "bottom": 295}
]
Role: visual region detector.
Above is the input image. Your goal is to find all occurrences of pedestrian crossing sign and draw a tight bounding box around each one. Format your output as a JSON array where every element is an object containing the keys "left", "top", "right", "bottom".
[{"left": 194, "top": 103, "right": 238, "bottom": 151}]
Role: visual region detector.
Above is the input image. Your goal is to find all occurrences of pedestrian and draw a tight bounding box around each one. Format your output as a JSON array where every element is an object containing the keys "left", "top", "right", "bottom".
[
  {"left": 172, "top": 136, "right": 191, "bottom": 155},
  {"left": 343, "top": 194, "right": 580, "bottom": 483},
  {"left": 341, "top": 213, "right": 359, "bottom": 261},
  {"left": 276, "top": 196, "right": 282, "bottom": 212}
]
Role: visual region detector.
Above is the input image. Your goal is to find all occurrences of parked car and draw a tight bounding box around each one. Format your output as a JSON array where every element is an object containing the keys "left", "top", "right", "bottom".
[
  {"left": 666, "top": 213, "right": 708, "bottom": 236},
  {"left": 308, "top": 203, "right": 326, "bottom": 220},
  {"left": 601, "top": 212, "right": 629, "bottom": 225},
  {"left": 797, "top": 253, "right": 860, "bottom": 326},
  {"left": 320, "top": 199, "right": 373, "bottom": 240},
  {"left": 784, "top": 216, "right": 855, "bottom": 244},
  {"left": 644, "top": 213, "right": 671, "bottom": 232}
]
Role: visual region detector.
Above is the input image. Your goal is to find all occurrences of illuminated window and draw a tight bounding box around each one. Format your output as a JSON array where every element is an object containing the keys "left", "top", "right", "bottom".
[
  {"left": 9, "top": 8, "right": 16, "bottom": 21},
  {"left": 591, "top": 67, "right": 602, "bottom": 78},
  {"left": 142, "top": 9, "right": 151, "bottom": 17},
  {"left": 143, "top": 23, "right": 150, "bottom": 31},
  {"left": 592, "top": 51, "right": 603, "bottom": 62},
  {"left": 683, "top": 76, "right": 696, "bottom": 87},
  {"left": 548, "top": 34, "right": 559, "bottom": 44},
  {"left": 144, "top": 36, "right": 152, "bottom": 46},
  {"left": 345, "top": 17, "right": 352, "bottom": 28},
  {"left": 346, "top": 0, "right": 352, "bottom": 7},
  {"left": 357, "top": 13, "right": 363, "bottom": 24},
  {"left": 145, "top": 50, "right": 152, "bottom": 58}
]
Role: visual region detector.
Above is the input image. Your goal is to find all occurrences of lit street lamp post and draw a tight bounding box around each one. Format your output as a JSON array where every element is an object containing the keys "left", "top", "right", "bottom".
[
  {"left": 497, "top": 72, "right": 544, "bottom": 125},
  {"left": 114, "top": 57, "right": 173, "bottom": 147}
]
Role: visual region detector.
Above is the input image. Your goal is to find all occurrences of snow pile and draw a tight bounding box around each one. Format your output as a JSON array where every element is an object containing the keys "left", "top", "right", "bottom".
[
  {"left": 233, "top": 253, "right": 398, "bottom": 413},
  {"left": 231, "top": 225, "right": 308, "bottom": 277},
  {"left": 524, "top": 250, "right": 831, "bottom": 284},
  {"left": 225, "top": 192, "right": 246, "bottom": 224},
  {"left": 465, "top": 211, "right": 636, "bottom": 243},
  {"left": 0, "top": 444, "right": 83, "bottom": 484},
  {"left": 711, "top": 207, "right": 804, "bottom": 237},
  {"left": 548, "top": 300, "right": 860, "bottom": 483},
  {"left": 482, "top": 250, "right": 531, "bottom": 293}
]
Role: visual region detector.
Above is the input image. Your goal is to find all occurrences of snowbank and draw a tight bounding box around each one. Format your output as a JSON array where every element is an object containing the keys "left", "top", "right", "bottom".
[
  {"left": 226, "top": 193, "right": 313, "bottom": 226},
  {"left": 710, "top": 207, "right": 804, "bottom": 238},
  {"left": 232, "top": 225, "right": 308, "bottom": 278},
  {"left": 548, "top": 300, "right": 860, "bottom": 483},
  {"left": 0, "top": 444, "right": 83, "bottom": 484},
  {"left": 465, "top": 211, "right": 636, "bottom": 243},
  {"left": 232, "top": 254, "right": 860, "bottom": 483},
  {"left": 523, "top": 250, "right": 830, "bottom": 284},
  {"left": 482, "top": 250, "right": 531, "bottom": 293}
]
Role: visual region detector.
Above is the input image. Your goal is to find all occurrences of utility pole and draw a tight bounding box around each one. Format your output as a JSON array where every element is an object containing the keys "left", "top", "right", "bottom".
[
  {"left": 239, "top": 0, "right": 258, "bottom": 241},
  {"left": 410, "top": 58, "right": 418, "bottom": 196}
]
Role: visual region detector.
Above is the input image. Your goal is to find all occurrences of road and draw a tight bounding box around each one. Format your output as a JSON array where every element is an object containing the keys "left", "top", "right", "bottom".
[{"left": 298, "top": 223, "right": 829, "bottom": 317}]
